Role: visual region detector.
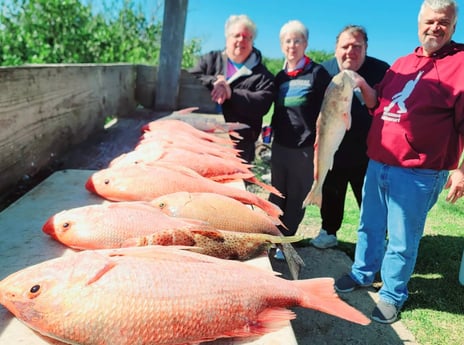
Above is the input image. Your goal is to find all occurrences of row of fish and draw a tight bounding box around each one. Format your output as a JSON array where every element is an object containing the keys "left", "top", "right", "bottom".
[{"left": 0, "top": 110, "right": 369, "bottom": 345}]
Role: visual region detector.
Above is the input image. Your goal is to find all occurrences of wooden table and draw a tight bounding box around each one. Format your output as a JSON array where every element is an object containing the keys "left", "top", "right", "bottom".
[{"left": 0, "top": 169, "right": 297, "bottom": 345}]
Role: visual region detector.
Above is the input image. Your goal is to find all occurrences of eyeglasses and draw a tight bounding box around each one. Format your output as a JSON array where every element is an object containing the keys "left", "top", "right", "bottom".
[
  {"left": 283, "top": 38, "right": 304, "bottom": 46},
  {"left": 229, "top": 33, "right": 253, "bottom": 42}
]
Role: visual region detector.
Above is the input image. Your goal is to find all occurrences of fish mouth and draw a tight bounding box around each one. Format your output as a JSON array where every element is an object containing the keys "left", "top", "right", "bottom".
[
  {"left": 85, "top": 178, "right": 96, "bottom": 193},
  {"left": 42, "top": 217, "right": 58, "bottom": 238}
]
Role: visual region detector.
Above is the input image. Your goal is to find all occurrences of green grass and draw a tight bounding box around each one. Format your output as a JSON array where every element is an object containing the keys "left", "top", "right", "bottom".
[{"left": 306, "top": 186, "right": 464, "bottom": 345}]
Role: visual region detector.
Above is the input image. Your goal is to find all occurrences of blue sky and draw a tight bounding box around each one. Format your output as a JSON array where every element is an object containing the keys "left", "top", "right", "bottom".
[{"left": 181, "top": 0, "right": 464, "bottom": 65}]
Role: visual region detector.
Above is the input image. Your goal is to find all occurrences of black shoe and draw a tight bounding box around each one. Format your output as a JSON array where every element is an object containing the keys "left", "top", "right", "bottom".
[
  {"left": 371, "top": 300, "right": 399, "bottom": 324},
  {"left": 334, "top": 274, "right": 371, "bottom": 293}
]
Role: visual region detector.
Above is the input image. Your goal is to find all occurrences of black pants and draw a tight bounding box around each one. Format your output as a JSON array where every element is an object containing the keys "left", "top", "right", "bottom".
[
  {"left": 269, "top": 142, "right": 314, "bottom": 236},
  {"left": 320, "top": 163, "right": 367, "bottom": 235}
]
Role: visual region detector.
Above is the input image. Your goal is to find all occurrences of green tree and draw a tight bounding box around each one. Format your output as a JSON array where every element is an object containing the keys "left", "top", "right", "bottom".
[
  {"left": 263, "top": 50, "right": 334, "bottom": 76},
  {"left": 0, "top": 0, "right": 200, "bottom": 66}
]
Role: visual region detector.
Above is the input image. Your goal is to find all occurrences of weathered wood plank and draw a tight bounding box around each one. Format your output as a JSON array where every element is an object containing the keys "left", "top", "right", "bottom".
[
  {"left": 155, "top": 0, "right": 189, "bottom": 110},
  {"left": 0, "top": 64, "right": 136, "bottom": 196}
]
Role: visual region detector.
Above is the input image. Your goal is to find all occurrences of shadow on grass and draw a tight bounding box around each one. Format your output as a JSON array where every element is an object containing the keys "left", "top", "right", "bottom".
[
  {"left": 336, "top": 235, "right": 464, "bottom": 315},
  {"left": 407, "top": 234, "right": 464, "bottom": 314}
]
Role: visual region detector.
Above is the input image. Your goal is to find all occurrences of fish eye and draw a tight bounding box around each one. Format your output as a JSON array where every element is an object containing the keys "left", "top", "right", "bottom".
[
  {"left": 158, "top": 202, "right": 166, "bottom": 209},
  {"left": 104, "top": 179, "right": 110, "bottom": 185},
  {"left": 28, "top": 284, "right": 41, "bottom": 299},
  {"left": 63, "top": 222, "right": 70, "bottom": 229}
]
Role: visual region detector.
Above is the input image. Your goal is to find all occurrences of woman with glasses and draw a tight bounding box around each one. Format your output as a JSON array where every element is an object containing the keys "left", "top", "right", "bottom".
[
  {"left": 189, "top": 14, "right": 275, "bottom": 164},
  {"left": 269, "top": 20, "right": 332, "bottom": 259}
]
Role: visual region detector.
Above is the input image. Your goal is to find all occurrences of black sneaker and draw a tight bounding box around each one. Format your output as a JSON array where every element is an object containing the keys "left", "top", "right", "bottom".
[
  {"left": 334, "top": 274, "right": 371, "bottom": 293},
  {"left": 371, "top": 300, "right": 399, "bottom": 324}
]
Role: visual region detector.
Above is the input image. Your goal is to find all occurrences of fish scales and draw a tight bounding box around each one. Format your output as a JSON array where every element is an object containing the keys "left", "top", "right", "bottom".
[
  {"left": 0, "top": 247, "right": 370, "bottom": 345},
  {"left": 85, "top": 162, "right": 283, "bottom": 218},
  {"left": 303, "top": 70, "right": 357, "bottom": 207},
  {"left": 150, "top": 192, "right": 284, "bottom": 235}
]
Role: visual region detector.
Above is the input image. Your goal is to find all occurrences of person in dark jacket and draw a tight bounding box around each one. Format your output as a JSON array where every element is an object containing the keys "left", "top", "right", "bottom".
[
  {"left": 269, "top": 20, "right": 331, "bottom": 261},
  {"left": 310, "top": 25, "right": 390, "bottom": 249},
  {"left": 188, "top": 14, "right": 275, "bottom": 164}
]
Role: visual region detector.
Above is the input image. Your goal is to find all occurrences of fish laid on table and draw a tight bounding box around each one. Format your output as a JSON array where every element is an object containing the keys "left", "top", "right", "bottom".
[
  {"left": 150, "top": 191, "right": 306, "bottom": 279},
  {"left": 85, "top": 162, "right": 283, "bottom": 218},
  {"left": 141, "top": 118, "right": 236, "bottom": 146},
  {"left": 303, "top": 69, "right": 357, "bottom": 207},
  {"left": 42, "top": 201, "right": 296, "bottom": 260},
  {"left": 124, "top": 229, "right": 302, "bottom": 260},
  {"left": 42, "top": 201, "right": 208, "bottom": 250},
  {"left": 158, "top": 107, "right": 250, "bottom": 134},
  {"left": 0, "top": 246, "right": 370, "bottom": 345},
  {"left": 151, "top": 191, "right": 284, "bottom": 235},
  {"left": 109, "top": 146, "right": 282, "bottom": 197},
  {"left": 138, "top": 131, "right": 242, "bottom": 162}
]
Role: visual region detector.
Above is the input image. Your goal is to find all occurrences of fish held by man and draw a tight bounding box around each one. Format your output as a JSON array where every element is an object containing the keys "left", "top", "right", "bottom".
[
  {"left": 0, "top": 246, "right": 370, "bottom": 345},
  {"left": 303, "top": 69, "right": 357, "bottom": 208}
]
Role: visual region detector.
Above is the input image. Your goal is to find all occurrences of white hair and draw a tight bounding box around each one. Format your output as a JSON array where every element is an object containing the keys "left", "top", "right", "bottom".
[
  {"left": 279, "top": 20, "right": 309, "bottom": 43},
  {"left": 418, "top": 0, "right": 458, "bottom": 25},
  {"left": 224, "top": 14, "right": 257, "bottom": 41}
]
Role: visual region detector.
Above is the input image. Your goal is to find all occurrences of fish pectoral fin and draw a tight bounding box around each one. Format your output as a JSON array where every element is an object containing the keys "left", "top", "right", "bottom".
[
  {"left": 344, "top": 112, "right": 352, "bottom": 130},
  {"left": 85, "top": 261, "right": 117, "bottom": 286}
]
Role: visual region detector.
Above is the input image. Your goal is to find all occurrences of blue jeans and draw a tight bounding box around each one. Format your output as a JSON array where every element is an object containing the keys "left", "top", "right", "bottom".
[{"left": 350, "top": 160, "right": 448, "bottom": 308}]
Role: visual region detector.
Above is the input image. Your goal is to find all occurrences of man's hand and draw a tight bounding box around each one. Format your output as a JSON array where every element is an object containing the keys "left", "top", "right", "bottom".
[
  {"left": 445, "top": 168, "right": 464, "bottom": 203},
  {"left": 211, "top": 75, "right": 231, "bottom": 104}
]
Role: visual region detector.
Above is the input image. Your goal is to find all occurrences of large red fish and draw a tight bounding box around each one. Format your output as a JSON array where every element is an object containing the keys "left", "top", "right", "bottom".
[
  {"left": 150, "top": 191, "right": 304, "bottom": 279},
  {"left": 42, "top": 201, "right": 209, "bottom": 250},
  {"left": 0, "top": 246, "right": 370, "bottom": 345},
  {"left": 109, "top": 146, "right": 282, "bottom": 196},
  {"left": 150, "top": 191, "right": 284, "bottom": 235},
  {"left": 42, "top": 201, "right": 297, "bottom": 260},
  {"left": 85, "top": 162, "right": 283, "bottom": 218}
]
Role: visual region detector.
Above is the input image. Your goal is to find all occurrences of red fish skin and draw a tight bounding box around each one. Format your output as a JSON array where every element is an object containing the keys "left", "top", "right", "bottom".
[
  {"left": 0, "top": 247, "right": 370, "bottom": 345},
  {"left": 109, "top": 147, "right": 282, "bottom": 197},
  {"left": 141, "top": 118, "right": 233, "bottom": 145},
  {"left": 137, "top": 134, "right": 242, "bottom": 161},
  {"left": 42, "top": 201, "right": 210, "bottom": 250},
  {"left": 85, "top": 163, "right": 283, "bottom": 218}
]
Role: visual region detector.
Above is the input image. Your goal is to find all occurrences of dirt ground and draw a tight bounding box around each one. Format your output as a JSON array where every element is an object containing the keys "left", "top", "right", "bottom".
[{"left": 2, "top": 111, "right": 419, "bottom": 345}]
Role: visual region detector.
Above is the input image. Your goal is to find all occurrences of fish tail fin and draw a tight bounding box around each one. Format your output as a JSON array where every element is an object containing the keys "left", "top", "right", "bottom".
[
  {"left": 252, "top": 197, "right": 283, "bottom": 218},
  {"left": 245, "top": 176, "right": 284, "bottom": 198},
  {"left": 279, "top": 242, "right": 305, "bottom": 280},
  {"left": 271, "top": 235, "right": 304, "bottom": 244},
  {"left": 228, "top": 130, "right": 243, "bottom": 140},
  {"left": 295, "top": 278, "right": 370, "bottom": 325}
]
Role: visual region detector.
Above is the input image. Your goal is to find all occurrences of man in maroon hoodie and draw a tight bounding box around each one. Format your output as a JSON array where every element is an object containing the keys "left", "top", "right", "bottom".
[{"left": 334, "top": 0, "right": 464, "bottom": 324}]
